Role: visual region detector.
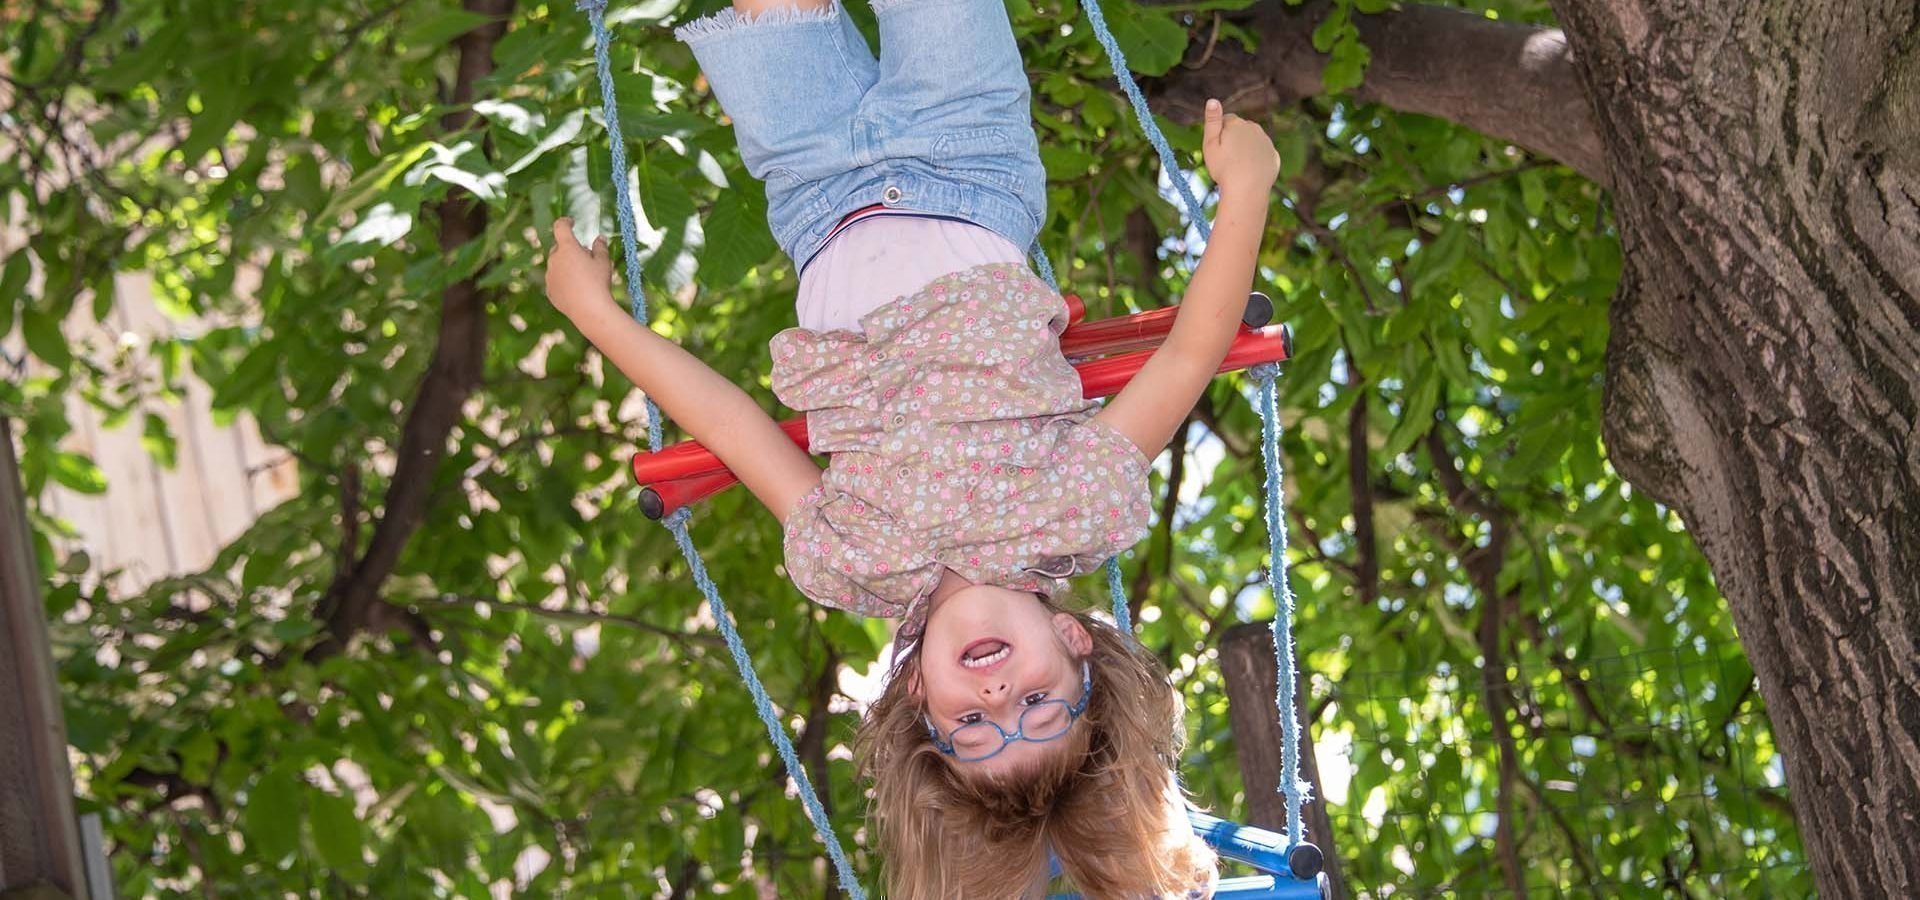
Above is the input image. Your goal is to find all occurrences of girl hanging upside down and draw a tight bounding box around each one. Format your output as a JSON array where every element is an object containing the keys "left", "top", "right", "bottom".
[{"left": 544, "top": 0, "right": 1280, "bottom": 893}]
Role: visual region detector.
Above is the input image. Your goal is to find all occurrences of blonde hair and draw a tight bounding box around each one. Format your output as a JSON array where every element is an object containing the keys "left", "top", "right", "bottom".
[{"left": 854, "top": 603, "right": 1217, "bottom": 899}]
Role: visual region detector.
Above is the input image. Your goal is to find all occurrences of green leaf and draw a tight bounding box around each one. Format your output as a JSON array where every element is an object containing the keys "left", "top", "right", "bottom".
[
  {"left": 271, "top": 617, "right": 323, "bottom": 643},
  {"left": 51, "top": 451, "right": 107, "bottom": 494},
  {"left": 1104, "top": 2, "right": 1190, "bottom": 77},
  {"left": 398, "top": 8, "right": 501, "bottom": 49},
  {"left": 178, "top": 730, "right": 219, "bottom": 783},
  {"left": 318, "top": 143, "right": 437, "bottom": 226},
  {"left": 1383, "top": 363, "right": 1439, "bottom": 457},
  {"left": 697, "top": 188, "right": 777, "bottom": 287},
  {"left": 504, "top": 110, "right": 585, "bottom": 176},
  {"left": 211, "top": 339, "right": 283, "bottom": 411},
  {"left": 61, "top": 701, "right": 117, "bottom": 754},
  {"left": 178, "top": 76, "right": 246, "bottom": 164},
  {"left": 334, "top": 201, "right": 416, "bottom": 250},
  {"left": 245, "top": 772, "right": 303, "bottom": 864},
  {"left": 141, "top": 414, "right": 179, "bottom": 468},
  {"left": 560, "top": 146, "right": 606, "bottom": 235},
  {"left": 1519, "top": 168, "right": 1549, "bottom": 216},
  {"left": 308, "top": 789, "right": 366, "bottom": 873},
  {"left": 1321, "top": 27, "right": 1372, "bottom": 94},
  {"left": 1310, "top": 6, "right": 1348, "bottom": 52},
  {"left": 0, "top": 254, "right": 26, "bottom": 337},
  {"left": 21, "top": 305, "right": 69, "bottom": 369}
]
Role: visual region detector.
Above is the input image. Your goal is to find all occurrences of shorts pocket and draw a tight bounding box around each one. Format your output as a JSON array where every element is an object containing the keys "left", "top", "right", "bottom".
[
  {"left": 933, "top": 127, "right": 1023, "bottom": 195},
  {"left": 762, "top": 166, "right": 835, "bottom": 245}
]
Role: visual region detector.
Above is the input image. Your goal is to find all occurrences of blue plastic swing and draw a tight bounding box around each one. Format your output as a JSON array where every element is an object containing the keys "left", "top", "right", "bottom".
[{"left": 572, "top": 0, "right": 1327, "bottom": 894}]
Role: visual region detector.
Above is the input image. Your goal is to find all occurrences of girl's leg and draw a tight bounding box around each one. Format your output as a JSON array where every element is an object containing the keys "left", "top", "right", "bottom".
[
  {"left": 863, "top": 0, "right": 1036, "bottom": 164},
  {"left": 675, "top": 1, "right": 879, "bottom": 254},
  {"left": 853, "top": 0, "right": 1049, "bottom": 247}
]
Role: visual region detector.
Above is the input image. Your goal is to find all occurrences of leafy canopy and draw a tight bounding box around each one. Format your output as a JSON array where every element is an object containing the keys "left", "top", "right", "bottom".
[{"left": 2, "top": 0, "right": 1803, "bottom": 894}]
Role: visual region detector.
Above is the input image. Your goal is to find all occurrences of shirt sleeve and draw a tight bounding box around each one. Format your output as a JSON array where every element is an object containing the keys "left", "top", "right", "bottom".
[{"left": 781, "top": 483, "right": 941, "bottom": 621}]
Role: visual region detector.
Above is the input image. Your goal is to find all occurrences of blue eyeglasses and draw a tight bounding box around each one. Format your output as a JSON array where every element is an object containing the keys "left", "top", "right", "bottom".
[{"left": 924, "top": 661, "right": 1094, "bottom": 763}]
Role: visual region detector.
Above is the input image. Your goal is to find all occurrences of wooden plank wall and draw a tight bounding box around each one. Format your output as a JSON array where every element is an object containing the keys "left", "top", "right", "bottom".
[{"left": 28, "top": 273, "right": 298, "bottom": 592}]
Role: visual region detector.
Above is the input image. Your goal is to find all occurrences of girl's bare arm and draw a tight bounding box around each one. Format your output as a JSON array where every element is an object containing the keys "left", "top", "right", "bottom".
[
  {"left": 546, "top": 220, "right": 821, "bottom": 522},
  {"left": 1094, "top": 102, "right": 1279, "bottom": 459}
]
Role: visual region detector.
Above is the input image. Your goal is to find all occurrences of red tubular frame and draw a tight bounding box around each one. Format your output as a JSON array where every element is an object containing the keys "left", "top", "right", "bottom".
[
  {"left": 1059, "top": 305, "right": 1186, "bottom": 359},
  {"left": 634, "top": 322, "right": 1293, "bottom": 518}
]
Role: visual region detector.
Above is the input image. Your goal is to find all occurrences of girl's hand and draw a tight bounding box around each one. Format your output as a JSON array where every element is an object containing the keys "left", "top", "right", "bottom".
[
  {"left": 545, "top": 218, "right": 614, "bottom": 321},
  {"left": 1201, "top": 98, "right": 1280, "bottom": 198}
]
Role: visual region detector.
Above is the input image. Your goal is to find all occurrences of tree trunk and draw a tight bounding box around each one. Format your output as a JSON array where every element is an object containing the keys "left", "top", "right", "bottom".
[
  {"left": 1219, "top": 622, "right": 1346, "bottom": 899},
  {"left": 1546, "top": 1, "right": 1920, "bottom": 896},
  {"left": 0, "top": 418, "right": 86, "bottom": 899}
]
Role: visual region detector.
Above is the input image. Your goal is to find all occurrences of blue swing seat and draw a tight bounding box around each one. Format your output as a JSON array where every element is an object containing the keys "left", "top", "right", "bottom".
[{"left": 1047, "top": 811, "right": 1328, "bottom": 899}]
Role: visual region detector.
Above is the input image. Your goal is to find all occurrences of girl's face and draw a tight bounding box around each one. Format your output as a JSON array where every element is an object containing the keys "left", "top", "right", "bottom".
[{"left": 916, "top": 586, "right": 1094, "bottom": 777}]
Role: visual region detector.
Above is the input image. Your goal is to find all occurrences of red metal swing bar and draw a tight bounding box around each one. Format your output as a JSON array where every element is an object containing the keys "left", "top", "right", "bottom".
[{"left": 632, "top": 293, "right": 1292, "bottom": 519}]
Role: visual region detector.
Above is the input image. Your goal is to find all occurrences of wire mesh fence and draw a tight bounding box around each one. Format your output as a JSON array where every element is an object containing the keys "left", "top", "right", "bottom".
[{"left": 1322, "top": 640, "right": 1809, "bottom": 898}]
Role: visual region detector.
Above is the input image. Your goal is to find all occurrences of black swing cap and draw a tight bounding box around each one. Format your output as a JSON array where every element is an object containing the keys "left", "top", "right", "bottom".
[
  {"left": 1287, "top": 842, "right": 1324, "bottom": 881},
  {"left": 639, "top": 487, "right": 667, "bottom": 521},
  {"left": 1242, "top": 291, "right": 1274, "bottom": 328}
]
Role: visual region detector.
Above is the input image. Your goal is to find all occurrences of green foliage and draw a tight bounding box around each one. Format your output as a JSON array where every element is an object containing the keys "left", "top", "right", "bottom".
[{"left": 3, "top": 0, "right": 1804, "bottom": 895}]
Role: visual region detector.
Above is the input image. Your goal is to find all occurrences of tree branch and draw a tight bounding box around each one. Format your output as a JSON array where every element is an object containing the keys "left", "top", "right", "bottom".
[
  {"left": 1346, "top": 358, "right": 1380, "bottom": 606},
  {"left": 1155, "top": 0, "right": 1610, "bottom": 185},
  {"left": 317, "top": 0, "right": 513, "bottom": 653},
  {"left": 1425, "top": 423, "right": 1525, "bottom": 897}
]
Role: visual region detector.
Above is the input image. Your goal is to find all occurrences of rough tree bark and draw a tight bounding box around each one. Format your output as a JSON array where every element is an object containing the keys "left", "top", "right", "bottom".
[
  {"left": 1155, "top": 0, "right": 1610, "bottom": 184},
  {"left": 1163, "top": 0, "right": 1920, "bottom": 895},
  {"left": 1550, "top": 1, "right": 1920, "bottom": 895}
]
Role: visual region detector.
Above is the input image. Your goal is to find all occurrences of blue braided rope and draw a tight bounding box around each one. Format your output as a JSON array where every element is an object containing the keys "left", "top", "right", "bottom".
[
  {"left": 1028, "top": 242, "right": 1132, "bottom": 630},
  {"left": 1077, "top": 0, "right": 1210, "bottom": 240},
  {"left": 580, "top": 0, "right": 663, "bottom": 450},
  {"left": 1029, "top": 240, "right": 1060, "bottom": 290},
  {"left": 1080, "top": 0, "right": 1311, "bottom": 845},
  {"left": 664, "top": 511, "right": 866, "bottom": 896},
  {"left": 1249, "top": 364, "right": 1308, "bottom": 845},
  {"left": 1104, "top": 557, "right": 1131, "bottom": 633},
  {"left": 578, "top": 2, "right": 864, "bottom": 894}
]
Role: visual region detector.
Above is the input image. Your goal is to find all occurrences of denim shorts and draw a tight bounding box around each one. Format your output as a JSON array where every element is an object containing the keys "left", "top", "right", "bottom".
[{"left": 675, "top": 0, "right": 1049, "bottom": 269}]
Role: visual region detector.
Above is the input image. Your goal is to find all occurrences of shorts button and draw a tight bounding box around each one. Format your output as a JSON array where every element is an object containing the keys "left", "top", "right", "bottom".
[
  {"left": 893, "top": 414, "right": 906, "bottom": 427},
  {"left": 882, "top": 185, "right": 903, "bottom": 204}
]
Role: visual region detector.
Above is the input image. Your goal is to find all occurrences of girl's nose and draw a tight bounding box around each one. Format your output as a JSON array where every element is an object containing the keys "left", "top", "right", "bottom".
[{"left": 981, "top": 683, "right": 1006, "bottom": 697}]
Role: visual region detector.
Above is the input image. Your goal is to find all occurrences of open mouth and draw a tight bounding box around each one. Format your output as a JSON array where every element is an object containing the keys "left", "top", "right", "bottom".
[{"left": 959, "top": 639, "right": 1012, "bottom": 669}]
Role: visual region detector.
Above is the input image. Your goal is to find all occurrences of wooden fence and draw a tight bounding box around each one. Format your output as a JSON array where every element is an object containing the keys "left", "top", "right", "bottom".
[{"left": 29, "top": 272, "right": 298, "bottom": 591}]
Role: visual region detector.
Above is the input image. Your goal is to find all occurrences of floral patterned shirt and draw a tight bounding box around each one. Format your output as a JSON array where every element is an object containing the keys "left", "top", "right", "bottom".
[{"left": 771, "top": 263, "right": 1152, "bottom": 638}]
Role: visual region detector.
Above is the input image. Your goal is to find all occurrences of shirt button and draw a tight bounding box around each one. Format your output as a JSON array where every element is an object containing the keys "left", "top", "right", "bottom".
[
  {"left": 893, "top": 414, "right": 906, "bottom": 427},
  {"left": 882, "top": 185, "right": 903, "bottom": 204}
]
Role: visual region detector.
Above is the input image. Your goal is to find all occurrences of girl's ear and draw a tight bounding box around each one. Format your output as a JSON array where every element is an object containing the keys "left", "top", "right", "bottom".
[
  {"left": 1051, "top": 612, "right": 1095, "bottom": 657},
  {"left": 906, "top": 666, "right": 923, "bottom": 697}
]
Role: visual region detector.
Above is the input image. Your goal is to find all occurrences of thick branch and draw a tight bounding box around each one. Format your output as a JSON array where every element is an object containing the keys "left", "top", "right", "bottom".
[
  {"left": 320, "top": 0, "right": 512, "bottom": 650},
  {"left": 1156, "top": 0, "right": 1610, "bottom": 185}
]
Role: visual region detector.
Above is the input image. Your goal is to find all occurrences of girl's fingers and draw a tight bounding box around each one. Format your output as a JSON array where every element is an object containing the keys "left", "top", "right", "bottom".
[
  {"left": 591, "top": 237, "right": 609, "bottom": 260},
  {"left": 1203, "top": 98, "right": 1224, "bottom": 146},
  {"left": 551, "top": 218, "right": 580, "bottom": 251}
]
